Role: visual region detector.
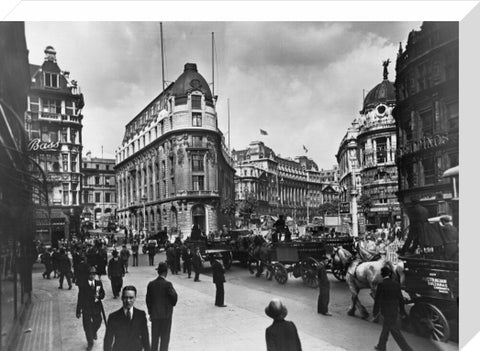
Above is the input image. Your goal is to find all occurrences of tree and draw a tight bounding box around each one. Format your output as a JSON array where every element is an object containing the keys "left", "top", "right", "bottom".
[
  {"left": 358, "top": 194, "right": 373, "bottom": 214},
  {"left": 220, "top": 198, "right": 237, "bottom": 229},
  {"left": 318, "top": 199, "right": 340, "bottom": 215},
  {"left": 237, "top": 191, "right": 258, "bottom": 227}
]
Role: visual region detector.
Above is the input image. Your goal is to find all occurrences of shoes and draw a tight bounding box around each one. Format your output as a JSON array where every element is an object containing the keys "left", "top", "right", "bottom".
[
  {"left": 216, "top": 305, "right": 227, "bottom": 307},
  {"left": 320, "top": 312, "right": 332, "bottom": 316},
  {"left": 93, "top": 332, "right": 97, "bottom": 340},
  {"left": 374, "top": 346, "right": 385, "bottom": 351},
  {"left": 68, "top": 285, "right": 72, "bottom": 290},
  {"left": 58, "top": 286, "right": 63, "bottom": 289}
]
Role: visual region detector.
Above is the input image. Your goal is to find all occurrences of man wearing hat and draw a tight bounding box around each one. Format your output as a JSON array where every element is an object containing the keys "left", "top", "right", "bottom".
[
  {"left": 265, "top": 299, "right": 302, "bottom": 351},
  {"left": 210, "top": 256, "right": 227, "bottom": 307},
  {"left": 439, "top": 215, "right": 458, "bottom": 261},
  {"left": 108, "top": 249, "right": 125, "bottom": 298},
  {"left": 146, "top": 262, "right": 178, "bottom": 351},
  {"left": 317, "top": 256, "right": 331, "bottom": 316},
  {"left": 76, "top": 266, "right": 106, "bottom": 351},
  {"left": 372, "top": 266, "right": 413, "bottom": 351}
]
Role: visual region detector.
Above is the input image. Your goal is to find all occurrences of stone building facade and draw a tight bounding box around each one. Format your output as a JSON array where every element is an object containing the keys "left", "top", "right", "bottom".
[
  {"left": 337, "top": 62, "right": 400, "bottom": 231},
  {"left": 115, "top": 63, "right": 235, "bottom": 237},
  {"left": 25, "top": 46, "right": 85, "bottom": 243},
  {"left": 81, "top": 153, "right": 117, "bottom": 229},
  {"left": 233, "top": 141, "right": 336, "bottom": 223},
  {"left": 394, "top": 22, "right": 459, "bottom": 227}
]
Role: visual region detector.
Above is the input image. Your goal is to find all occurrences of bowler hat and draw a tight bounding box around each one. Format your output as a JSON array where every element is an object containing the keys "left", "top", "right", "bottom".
[
  {"left": 381, "top": 266, "right": 392, "bottom": 277},
  {"left": 156, "top": 262, "right": 168, "bottom": 274},
  {"left": 265, "top": 299, "right": 288, "bottom": 320}
]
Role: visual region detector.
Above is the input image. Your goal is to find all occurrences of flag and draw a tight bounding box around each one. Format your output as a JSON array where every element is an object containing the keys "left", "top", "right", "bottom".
[
  {"left": 303, "top": 145, "right": 308, "bottom": 153},
  {"left": 260, "top": 129, "right": 268, "bottom": 135}
]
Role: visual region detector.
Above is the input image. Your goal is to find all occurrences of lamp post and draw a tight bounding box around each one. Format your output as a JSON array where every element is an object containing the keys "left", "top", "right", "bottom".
[{"left": 141, "top": 194, "right": 147, "bottom": 233}]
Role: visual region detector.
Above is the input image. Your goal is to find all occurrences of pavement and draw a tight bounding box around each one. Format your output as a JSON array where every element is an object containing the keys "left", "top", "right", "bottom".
[{"left": 14, "top": 250, "right": 459, "bottom": 351}]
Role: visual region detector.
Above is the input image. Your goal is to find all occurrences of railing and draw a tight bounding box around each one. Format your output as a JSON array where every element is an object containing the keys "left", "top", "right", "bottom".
[{"left": 40, "top": 112, "right": 81, "bottom": 123}]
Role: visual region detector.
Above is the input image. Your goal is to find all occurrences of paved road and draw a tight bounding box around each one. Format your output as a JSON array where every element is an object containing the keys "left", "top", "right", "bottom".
[{"left": 17, "top": 250, "right": 458, "bottom": 351}]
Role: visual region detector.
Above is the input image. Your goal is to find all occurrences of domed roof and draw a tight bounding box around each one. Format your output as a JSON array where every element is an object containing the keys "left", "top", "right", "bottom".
[
  {"left": 362, "top": 79, "right": 395, "bottom": 112},
  {"left": 171, "top": 63, "right": 213, "bottom": 102}
]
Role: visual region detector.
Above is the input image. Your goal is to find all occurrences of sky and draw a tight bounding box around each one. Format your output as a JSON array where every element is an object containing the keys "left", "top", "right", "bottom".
[{"left": 25, "top": 21, "right": 420, "bottom": 168}]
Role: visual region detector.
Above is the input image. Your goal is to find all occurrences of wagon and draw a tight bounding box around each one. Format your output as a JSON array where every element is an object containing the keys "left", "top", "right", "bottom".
[
  {"left": 267, "top": 239, "right": 327, "bottom": 288},
  {"left": 400, "top": 255, "right": 458, "bottom": 342},
  {"left": 184, "top": 238, "right": 235, "bottom": 270}
]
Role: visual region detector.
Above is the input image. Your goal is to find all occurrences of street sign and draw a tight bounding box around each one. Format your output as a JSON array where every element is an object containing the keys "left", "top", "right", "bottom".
[{"left": 340, "top": 202, "right": 350, "bottom": 214}]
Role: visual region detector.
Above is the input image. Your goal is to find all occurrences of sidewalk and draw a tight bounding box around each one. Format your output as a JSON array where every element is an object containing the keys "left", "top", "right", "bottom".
[{"left": 16, "top": 256, "right": 459, "bottom": 351}]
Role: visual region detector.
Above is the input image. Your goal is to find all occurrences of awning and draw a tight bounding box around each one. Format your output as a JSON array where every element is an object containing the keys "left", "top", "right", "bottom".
[{"left": 442, "top": 166, "right": 459, "bottom": 178}]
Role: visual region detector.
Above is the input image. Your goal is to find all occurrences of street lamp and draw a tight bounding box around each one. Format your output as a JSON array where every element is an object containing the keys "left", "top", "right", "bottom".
[{"left": 141, "top": 194, "right": 147, "bottom": 233}]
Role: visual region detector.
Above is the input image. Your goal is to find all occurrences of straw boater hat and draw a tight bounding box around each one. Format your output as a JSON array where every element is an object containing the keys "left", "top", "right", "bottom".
[{"left": 265, "top": 299, "right": 288, "bottom": 320}]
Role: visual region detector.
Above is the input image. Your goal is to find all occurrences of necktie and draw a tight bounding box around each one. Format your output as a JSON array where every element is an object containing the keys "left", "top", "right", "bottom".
[{"left": 126, "top": 309, "right": 131, "bottom": 321}]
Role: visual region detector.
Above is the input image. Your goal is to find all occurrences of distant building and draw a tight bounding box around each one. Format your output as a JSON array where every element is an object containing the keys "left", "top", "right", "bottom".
[
  {"left": 115, "top": 63, "right": 235, "bottom": 237},
  {"left": 25, "top": 46, "right": 85, "bottom": 244},
  {"left": 232, "top": 141, "right": 336, "bottom": 223},
  {"left": 337, "top": 61, "right": 399, "bottom": 232},
  {"left": 81, "top": 152, "right": 117, "bottom": 230},
  {"left": 394, "top": 22, "right": 459, "bottom": 227}
]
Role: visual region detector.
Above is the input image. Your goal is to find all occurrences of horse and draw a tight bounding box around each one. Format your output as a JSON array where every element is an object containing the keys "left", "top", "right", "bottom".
[
  {"left": 246, "top": 234, "right": 273, "bottom": 278},
  {"left": 335, "top": 246, "right": 404, "bottom": 320}
]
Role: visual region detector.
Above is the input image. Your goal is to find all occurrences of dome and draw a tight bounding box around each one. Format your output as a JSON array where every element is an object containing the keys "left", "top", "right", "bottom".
[
  {"left": 362, "top": 79, "right": 395, "bottom": 113},
  {"left": 171, "top": 63, "right": 213, "bottom": 102}
]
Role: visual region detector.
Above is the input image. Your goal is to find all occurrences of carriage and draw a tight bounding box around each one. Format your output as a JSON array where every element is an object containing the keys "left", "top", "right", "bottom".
[
  {"left": 399, "top": 255, "right": 458, "bottom": 342},
  {"left": 265, "top": 239, "right": 327, "bottom": 288}
]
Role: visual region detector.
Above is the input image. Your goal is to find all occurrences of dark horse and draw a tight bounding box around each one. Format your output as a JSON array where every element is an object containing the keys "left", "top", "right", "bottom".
[{"left": 246, "top": 234, "right": 273, "bottom": 278}]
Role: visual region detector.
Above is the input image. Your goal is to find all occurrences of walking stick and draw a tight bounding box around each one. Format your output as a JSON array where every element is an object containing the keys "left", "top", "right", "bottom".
[{"left": 100, "top": 301, "right": 107, "bottom": 325}]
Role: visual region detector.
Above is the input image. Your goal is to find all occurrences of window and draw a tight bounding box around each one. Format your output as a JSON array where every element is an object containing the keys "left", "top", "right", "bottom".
[
  {"left": 105, "top": 193, "right": 111, "bottom": 203},
  {"left": 65, "top": 101, "right": 75, "bottom": 115},
  {"left": 447, "top": 101, "right": 459, "bottom": 130},
  {"left": 106, "top": 165, "right": 110, "bottom": 171},
  {"left": 95, "top": 192, "right": 101, "bottom": 202},
  {"left": 61, "top": 128, "right": 68, "bottom": 143},
  {"left": 62, "top": 154, "right": 69, "bottom": 172},
  {"left": 95, "top": 176, "right": 100, "bottom": 185},
  {"left": 84, "top": 191, "right": 89, "bottom": 204},
  {"left": 191, "top": 95, "right": 202, "bottom": 109},
  {"left": 192, "top": 154, "right": 204, "bottom": 172},
  {"left": 192, "top": 175, "right": 204, "bottom": 191},
  {"left": 43, "top": 99, "right": 62, "bottom": 114},
  {"left": 63, "top": 183, "right": 69, "bottom": 204},
  {"left": 376, "top": 137, "right": 387, "bottom": 163},
  {"left": 71, "top": 154, "right": 77, "bottom": 172},
  {"left": 422, "top": 158, "right": 435, "bottom": 185},
  {"left": 96, "top": 164, "right": 100, "bottom": 170},
  {"left": 44, "top": 72, "right": 59, "bottom": 88},
  {"left": 420, "top": 110, "right": 434, "bottom": 137},
  {"left": 192, "top": 136, "right": 203, "bottom": 147},
  {"left": 192, "top": 112, "right": 202, "bottom": 127}
]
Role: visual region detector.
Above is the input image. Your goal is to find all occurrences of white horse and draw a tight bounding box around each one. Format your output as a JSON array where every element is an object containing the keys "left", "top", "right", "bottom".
[{"left": 335, "top": 247, "right": 404, "bottom": 319}]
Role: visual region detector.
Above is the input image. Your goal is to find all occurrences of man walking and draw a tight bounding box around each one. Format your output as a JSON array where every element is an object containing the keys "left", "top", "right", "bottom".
[
  {"left": 210, "top": 257, "right": 226, "bottom": 307},
  {"left": 146, "top": 262, "right": 178, "bottom": 351},
  {"left": 192, "top": 247, "right": 203, "bottom": 282},
  {"left": 131, "top": 240, "right": 139, "bottom": 267},
  {"left": 373, "top": 266, "right": 413, "bottom": 351},
  {"left": 265, "top": 299, "right": 302, "bottom": 351},
  {"left": 76, "top": 267, "right": 105, "bottom": 351},
  {"left": 104, "top": 285, "right": 150, "bottom": 351},
  {"left": 317, "top": 256, "right": 331, "bottom": 316},
  {"left": 120, "top": 244, "right": 131, "bottom": 273},
  {"left": 57, "top": 248, "right": 73, "bottom": 290},
  {"left": 147, "top": 241, "right": 156, "bottom": 266},
  {"left": 108, "top": 250, "right": 125, "bottom": 298}
]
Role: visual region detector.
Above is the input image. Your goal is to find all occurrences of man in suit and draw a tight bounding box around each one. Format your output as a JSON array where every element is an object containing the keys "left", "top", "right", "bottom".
[
  {"left": 108, "top": 249, "right": 125, "bottom": 298},
  {"left": 317, "top": 256, "right": 331, "bottom": 316},
  {"left": 57, "top": 248, "right": 73, "bottom": 290},
  {"left": 192, "top": 247, "right": 203, "bottom": 282},
  {"left": 104, "top": 285, "right": 150, "bottom": 351},
  {"left": 77, "top": 266, "right": 106, "bottom": 351},
  {"left": 146, "top": 262, "right": 178, "bottom": 351},
  {"left": 373, "top": 266, "right": 413, "bottom": 351},
  {"left": 210, "top": 257, "right": 226, "bottom": 307},
  {"left": 265, "top": 299, "right": 302, "bottom": 351}
]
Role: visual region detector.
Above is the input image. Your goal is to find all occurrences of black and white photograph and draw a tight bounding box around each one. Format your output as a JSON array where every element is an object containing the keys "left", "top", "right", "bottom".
[{"left": 0, "top": 1, "right": 476, "bottom": 351}]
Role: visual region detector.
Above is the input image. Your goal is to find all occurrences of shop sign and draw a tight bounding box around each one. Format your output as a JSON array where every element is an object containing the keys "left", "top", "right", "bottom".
[
  {"left": 339, "top": 202, "right": 350, "bottom": 213},
  {"left": 28, "top": 138, "right": 60, "bottom": 152}
]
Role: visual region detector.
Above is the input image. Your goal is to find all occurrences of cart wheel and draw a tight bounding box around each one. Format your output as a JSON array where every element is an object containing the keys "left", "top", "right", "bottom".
[
  {"left": 301, "top": 258, "right": 319, "bottom": 288},
  {"left": 222, "top": 252, "right": 232, "bottom": 270},
  {"left": 331, "top": 261, "right": 347, "bottom": 282},
  {"left": 273, "top": 263, "right": 288, "bottom": 284},
  {"left": 409, "top": 302, "right": 450, "bottom": 342}
]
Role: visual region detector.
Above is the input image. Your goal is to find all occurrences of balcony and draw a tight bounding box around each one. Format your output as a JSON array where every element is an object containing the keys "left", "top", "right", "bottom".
[
  {"left": 40, "top": 112, "right": 82, "bottom": 124},
  {"left": 176, "top": 190, "right": 219, "bottom": 198}
]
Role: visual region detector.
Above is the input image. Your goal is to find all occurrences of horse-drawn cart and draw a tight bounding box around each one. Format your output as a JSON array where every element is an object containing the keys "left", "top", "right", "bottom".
[
  {"left": 267, "top": 240, "right": 326, "bottom": 288},
  {"left": 400, "top": 255, "right": 459, "bottom": 342}
]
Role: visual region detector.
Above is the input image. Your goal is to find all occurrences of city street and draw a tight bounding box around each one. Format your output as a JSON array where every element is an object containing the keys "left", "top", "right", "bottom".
[{"left": 16, "top": 249, "right": 457, "bottom": 351}]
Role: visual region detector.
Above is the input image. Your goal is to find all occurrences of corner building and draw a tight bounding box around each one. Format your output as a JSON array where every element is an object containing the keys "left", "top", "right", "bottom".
[
  {"left": 25, "top": 46, "right": 85, "bottom": 244},
  {"left": 115, "top": 63, "right": 235, "bottom": 237}
]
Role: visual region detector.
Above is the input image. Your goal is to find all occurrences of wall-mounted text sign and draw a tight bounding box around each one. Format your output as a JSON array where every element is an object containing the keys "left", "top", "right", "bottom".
[{"left": 28, "top": 138, "right": 60, "bottom": 152}]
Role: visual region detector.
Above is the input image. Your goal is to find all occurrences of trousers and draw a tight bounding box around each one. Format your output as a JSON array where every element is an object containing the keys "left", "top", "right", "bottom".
[{"left": 151, "top": 318, "right": 172, "bottom": 351}]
